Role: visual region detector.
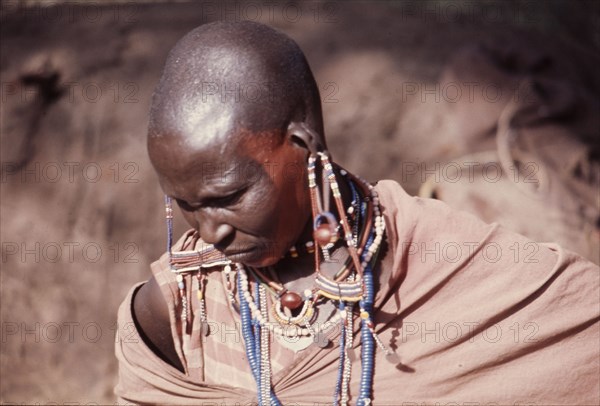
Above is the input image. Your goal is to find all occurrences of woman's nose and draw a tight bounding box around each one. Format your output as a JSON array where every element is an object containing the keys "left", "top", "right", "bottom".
[{"left": 196, "top": 211, "right": 234, "bottom": 246}]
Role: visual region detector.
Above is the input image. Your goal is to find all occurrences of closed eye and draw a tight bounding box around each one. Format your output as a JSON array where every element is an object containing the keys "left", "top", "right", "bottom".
[
  {"left": 205, "top": 188, "right": 246, "bottom": 208},
  {"left": 175, "top": 188, "right": 246, "bottom": 211},
  {"left": 175, "top": 198, "right": 199, "bottom": 212}
]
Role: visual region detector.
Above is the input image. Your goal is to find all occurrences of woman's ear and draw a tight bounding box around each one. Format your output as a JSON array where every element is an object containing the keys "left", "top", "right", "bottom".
[{"left": 287, "top": 122, "right": 326, "bottom": 155}]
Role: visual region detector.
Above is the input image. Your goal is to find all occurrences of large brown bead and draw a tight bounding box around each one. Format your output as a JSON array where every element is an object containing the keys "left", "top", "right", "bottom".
[
  {"left": 314, "top": 224, "right": 333, "bottom": 246},
  {"left": 281, "top": 291, "right": 303, "bottom": 310}
]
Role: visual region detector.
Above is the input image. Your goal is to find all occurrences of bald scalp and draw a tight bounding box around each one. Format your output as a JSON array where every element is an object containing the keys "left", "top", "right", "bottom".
[{"left": 148, "top": 21, "right": 323, "bottom": 146}]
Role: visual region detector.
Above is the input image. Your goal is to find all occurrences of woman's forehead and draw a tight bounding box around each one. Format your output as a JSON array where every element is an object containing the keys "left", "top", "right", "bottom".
[
  {"left": 151, "top": 128, "right": 285, "bottom": 190},
  {"left": 152, "top": 126, "right": 281, "bottom": 162},
  {"left": 156, "top": 150, "right": 265, "bottom": 201}
]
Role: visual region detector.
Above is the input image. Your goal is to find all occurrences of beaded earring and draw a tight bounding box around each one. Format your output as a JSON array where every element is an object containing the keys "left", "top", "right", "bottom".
[
  {"left": 164, "top": 195, "right": 233, "bottom": 336},
  {"left": 308, "top": 153, "right": 364, "bottom": 301},
  {"left": 164, "top": 196, "right": 192, "bottom": 332},
  {"left": 308, "top": 154, "right": 339, "bottom": 252}
]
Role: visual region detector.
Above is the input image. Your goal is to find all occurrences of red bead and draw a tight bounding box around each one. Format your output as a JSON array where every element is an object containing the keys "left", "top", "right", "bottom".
[
  {"left": 314, "top": 224, "right": 332, "bottom": 245},
  {"left": 281, "top": 291, "right": 303, "bottom": 310}
]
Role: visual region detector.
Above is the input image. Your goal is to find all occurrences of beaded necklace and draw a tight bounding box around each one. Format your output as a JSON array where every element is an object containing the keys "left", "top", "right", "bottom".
[{"left": 236, "top": 162, "right": 389, "bottom": 405}]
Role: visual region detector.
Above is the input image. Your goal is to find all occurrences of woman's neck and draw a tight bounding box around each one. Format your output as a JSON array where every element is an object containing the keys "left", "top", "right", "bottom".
[{"left": 269, "top": 164, "right": 358, "bottom": 292}]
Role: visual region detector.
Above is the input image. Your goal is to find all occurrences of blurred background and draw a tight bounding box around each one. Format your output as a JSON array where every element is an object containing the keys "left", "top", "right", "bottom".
[{"left": 1, "top": 0, "right": 598, "bottom": 403}]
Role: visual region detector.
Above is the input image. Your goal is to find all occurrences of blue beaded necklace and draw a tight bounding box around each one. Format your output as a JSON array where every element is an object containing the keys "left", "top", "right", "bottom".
[{"left": 238, "top": 271, "right": 282, "bottom": 405}]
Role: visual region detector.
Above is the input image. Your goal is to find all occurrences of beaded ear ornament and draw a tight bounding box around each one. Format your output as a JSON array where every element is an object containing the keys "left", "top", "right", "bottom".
[{"left": 164, "top": 196, "right": 235, "bottom": 336}]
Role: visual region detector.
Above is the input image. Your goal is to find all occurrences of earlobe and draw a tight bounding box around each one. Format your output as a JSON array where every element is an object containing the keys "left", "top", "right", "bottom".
[{"left": 287, "top": 122, "right": 326, "bottom": 155}]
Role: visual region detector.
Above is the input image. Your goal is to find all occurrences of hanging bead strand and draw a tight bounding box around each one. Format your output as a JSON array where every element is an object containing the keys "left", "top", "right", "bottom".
[
  {"left": 253, "top": 283, "right": 263, "bottom": 405},
  {"left": 196, "top": 273, "right": 209, "bottom": 336},
  {"left": 259, "top": 285, "right": 271, "bottom": 404},
  {"left": 164, "top": 195, "right": 174, "bottom": 258},
  {"left": 238, "top": 269, "right": 260, "bottom": 382},
  {"left": 333, "top": 301, "right": 347, "bottom": 405},
  {"left": 341, "top": 301, "right": 355, "bottom": 405}
]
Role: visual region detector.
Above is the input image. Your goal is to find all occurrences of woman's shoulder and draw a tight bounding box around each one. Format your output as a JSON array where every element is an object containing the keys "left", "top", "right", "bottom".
[
  {"left": 132, "top": 275, "right": 185, "bottom": 372},
  {"left": 128, "top": 230, "right": 202, "bottom": 373}
]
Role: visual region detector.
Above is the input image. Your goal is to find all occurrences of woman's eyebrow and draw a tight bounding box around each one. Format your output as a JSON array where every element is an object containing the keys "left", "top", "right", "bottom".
[{"left": 198, "top": 159, "right": 264, "bottom": 185}]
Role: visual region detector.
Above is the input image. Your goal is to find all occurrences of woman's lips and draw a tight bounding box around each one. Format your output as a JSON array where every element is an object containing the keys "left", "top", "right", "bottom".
[
  {"left": 220, "top": 241, "right": 283, "bottom": 265},
  {"left": 223, "top": 246, "right": 259, "bottom": 262}
]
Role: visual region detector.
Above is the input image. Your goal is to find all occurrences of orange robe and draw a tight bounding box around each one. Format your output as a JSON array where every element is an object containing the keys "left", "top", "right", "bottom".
[{"left": 115, "top": 180, "right": 600, "bottom": 404}]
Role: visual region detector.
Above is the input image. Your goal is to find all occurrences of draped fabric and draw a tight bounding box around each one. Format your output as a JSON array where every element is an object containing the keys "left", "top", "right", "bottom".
[{"left": 115, "top": 180, "right": 600, "bottom": 405}]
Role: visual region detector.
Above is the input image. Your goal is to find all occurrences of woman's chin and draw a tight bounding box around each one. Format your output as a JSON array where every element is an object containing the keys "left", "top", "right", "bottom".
[
  {"left": 238, "top": 252, "right": 282, "bottom": 268},
  {"left": 241, "top": 259, "right": 275, "bottom": 268}
]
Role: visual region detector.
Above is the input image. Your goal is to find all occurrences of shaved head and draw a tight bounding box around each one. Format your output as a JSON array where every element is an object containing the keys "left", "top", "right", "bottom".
[
  {"left": 145, "top": 22, "right": 330, "bottom": 264},
  {"left": 148, "top": 20, "right": 324, "bottom": 150}
]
